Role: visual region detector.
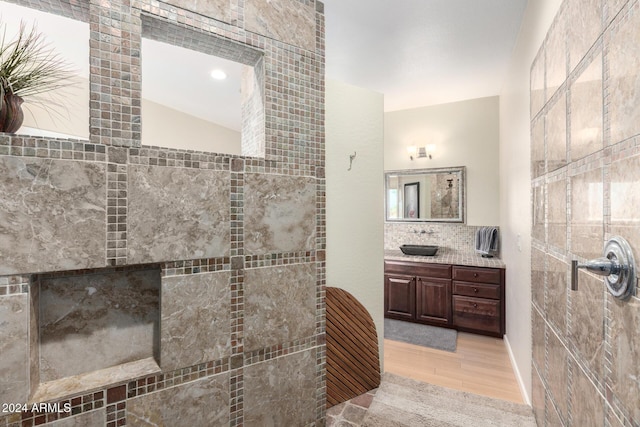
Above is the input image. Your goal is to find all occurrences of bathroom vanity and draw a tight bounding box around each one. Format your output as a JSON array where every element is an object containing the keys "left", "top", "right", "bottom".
[{"left": 384, "top": 250, "right": 505, "bottom": 337}]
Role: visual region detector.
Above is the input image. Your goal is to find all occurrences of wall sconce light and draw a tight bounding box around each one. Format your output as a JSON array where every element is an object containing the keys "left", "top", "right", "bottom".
[{"left": 407, "top": 144, "right": 435, "bottom": 160}]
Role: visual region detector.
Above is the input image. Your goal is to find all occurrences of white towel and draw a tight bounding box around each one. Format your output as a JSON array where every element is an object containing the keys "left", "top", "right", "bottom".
[{"left": 475, "top": 227, "right": 499, "bottom": 256}]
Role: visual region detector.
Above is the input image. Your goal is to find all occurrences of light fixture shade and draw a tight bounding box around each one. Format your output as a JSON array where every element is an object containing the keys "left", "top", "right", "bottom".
[{"left": 408, "top": 144, "right": 434, "bottom": 160}]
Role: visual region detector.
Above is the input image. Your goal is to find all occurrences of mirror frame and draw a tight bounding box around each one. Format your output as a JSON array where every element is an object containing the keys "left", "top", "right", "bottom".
[{"left": 384, "top": 166, "right": 466, "bottom": 223}]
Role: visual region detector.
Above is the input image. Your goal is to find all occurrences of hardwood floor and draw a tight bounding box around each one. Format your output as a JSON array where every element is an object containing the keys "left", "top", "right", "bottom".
[{"left": 383, "top": 332, "right": 524, "bottom": 404}]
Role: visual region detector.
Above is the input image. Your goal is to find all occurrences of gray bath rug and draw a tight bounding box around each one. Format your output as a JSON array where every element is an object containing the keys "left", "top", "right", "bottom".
[
  {"left": 362, "top": 373, "right": 536, "bottom": 427},
  {"left": 384, "top": 318, "right": 457, "bottom": 352}
]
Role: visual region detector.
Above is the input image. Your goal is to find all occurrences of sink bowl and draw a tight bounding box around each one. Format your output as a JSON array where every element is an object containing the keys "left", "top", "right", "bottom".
[{"left": 399, "top": 245, "right": 439, "bottom": 256}]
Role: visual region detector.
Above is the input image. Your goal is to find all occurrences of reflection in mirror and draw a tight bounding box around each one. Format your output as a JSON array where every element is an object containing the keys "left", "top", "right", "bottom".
[
  {"left": 1, "top": 0, "right": 89, "bottom": 139},
  {"left": 141, "top": 15, "right": 265, "bottom": 157},
  {"left": 385, "top": 167, "right": 466, "bottom": 223}
]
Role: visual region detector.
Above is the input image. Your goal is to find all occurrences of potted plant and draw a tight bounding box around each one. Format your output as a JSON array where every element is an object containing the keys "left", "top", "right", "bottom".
[{"left": 0, "top": 19, "right": 75, "bottom": 133}]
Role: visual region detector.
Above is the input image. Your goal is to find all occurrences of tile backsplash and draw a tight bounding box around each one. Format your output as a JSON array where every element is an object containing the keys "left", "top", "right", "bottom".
[{"left": 384, "top": 222, "right": 499, "bottom": 255}]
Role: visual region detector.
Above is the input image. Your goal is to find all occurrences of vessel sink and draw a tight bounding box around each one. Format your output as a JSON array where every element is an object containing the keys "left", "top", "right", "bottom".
[{"left": 399, "top": 245, "right": 439, "bottom": 256}]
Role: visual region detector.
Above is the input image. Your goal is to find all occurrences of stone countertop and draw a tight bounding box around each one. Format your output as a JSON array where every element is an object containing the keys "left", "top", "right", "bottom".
[{"left": 385, "top": 248, "right": 506, "bottom": 269}]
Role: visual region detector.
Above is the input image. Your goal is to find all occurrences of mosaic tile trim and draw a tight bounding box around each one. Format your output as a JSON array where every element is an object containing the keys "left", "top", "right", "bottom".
[
  {"left": 140, "top": 12, "right": 262, "bottom": 66},
  {"left": 126, "top": 358, "right": 229, "bottom": 399},
  {"left": 139, "top": 0, "right": 251, "bottom": 49},
  {"left": 106, "top": 160, "right": 128, "bottom": 267},
  {"left": 243, "top": 161, "right": 317, "bottom": 177},
  {"left": 602, "top": 26, "right": 613, "bottom": 151},
  {"left": 262, "top": 41, "right": 323, "bottom": 174},
  {"left": 128, "top": 145, "right": 233, "bottom": 170},
  {"left": 566, "top": 33, "right": 603, "bottom": 84},
  {"left": 604, "top": 296, "right": 639, "bottom": 427},
  {"left": 316, "top": 178, "right": 327, "bottom": 250},
  {"left": 243, "top": 337, "right": 317, "bottom": 366},
  {"left": 231, "top": 266, "right": 244, "bottom": 356},
  {"left": 15, "top": 391, "right": 104, "bottom": 426},
  {"left": 161, "top": 257, "right": 230, "bottom": 277},
  {"left": 89, "top": 0, "right": 142, "bottom": 148},
  {"left": 230, "top": 166, "right": 245, "bottom": 257},
  {"left": 315, "top": 340, "right": 327, "bottom": 422},
  {"left": 0, "top": 275, "right": 31, "bottom": 295},
  {"left": 0, "top": 356, "right": 232, "bottom": 423},
  {"left": 0, "top": 135, "right": 105, "bottom": 161},
  {"left": 35, "top": 263, "right": 160, "bottom": 280},
  {"left": 244, "top": 251, "right": 316, "bottom": 268},
  {"left": 609, "top": 134, "right": 640, "bottom": 161},
  {"left": 229, "top": 368, "right": 243, "bottom": 427},
  {"left": 568, "top": 148, "right": 607, "bottom": 175},
  {"left": 105, "top": 402, "right": 125, "bottom": 427},
  {"left": 603, "top": 0, "right": 637, "bottom": 149},
  {"left": 2, "top": 0, "right": 90, "bottom": 22},
  {"left": 316, "top": 263, "right": 326, "bottom": 336},
  {"left": 230, "top": 0, "right": 245, "bottom": 29}
]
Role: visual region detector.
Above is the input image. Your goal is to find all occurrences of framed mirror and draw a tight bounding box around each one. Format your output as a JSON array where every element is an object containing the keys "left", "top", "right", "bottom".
[{"left": 385, "top": 166, "right": 466, "bottom": 223}]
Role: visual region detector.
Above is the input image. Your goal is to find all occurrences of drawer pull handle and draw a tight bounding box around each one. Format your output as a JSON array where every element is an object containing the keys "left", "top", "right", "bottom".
[
  {"left": 473, "top": 303, "right": 478, "bottom": 308},
  {"left": 473, "top": 273, "right": 478, "bottom": 278},
  {"left": 473, "top": 287, "right": 478, "bottom": 293}
]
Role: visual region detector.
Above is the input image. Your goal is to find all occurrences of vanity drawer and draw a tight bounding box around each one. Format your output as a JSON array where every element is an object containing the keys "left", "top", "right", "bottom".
[
  {"left": 452, "top": 296, "right": 501, "bottom": 335},
  {"left": 453, "top": 281, "right": 500, "bottom": 299},
  {"left": 385, "top": 261, "right": 451, "bottom": 279},
  {"left": 452, "top": 266, "right": 501, "bottom": 284}
]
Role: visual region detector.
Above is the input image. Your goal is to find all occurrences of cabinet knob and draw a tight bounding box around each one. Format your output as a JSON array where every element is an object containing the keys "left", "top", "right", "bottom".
[
  {"left": 473, "top": 303, "right": 478, "bottom": 308},
  {"left": 473, "top": 287, "right": 478, "bottom": 293},
  {"left": 473, "top": 273, "right": 478, "bottom": 278}
]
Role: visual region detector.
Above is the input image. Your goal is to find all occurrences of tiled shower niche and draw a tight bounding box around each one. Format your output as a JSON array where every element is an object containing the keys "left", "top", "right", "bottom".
[{"left": 30, "top": 266, "right": 161, "bottom": 402}]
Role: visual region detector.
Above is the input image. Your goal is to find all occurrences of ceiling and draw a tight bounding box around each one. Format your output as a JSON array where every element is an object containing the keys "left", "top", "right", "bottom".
[
  {"left": 4, "top": 0, "right": 528, "bottom": 129},
  {"left": 322, "top": 0, "right": 528, "bottom": 111}
]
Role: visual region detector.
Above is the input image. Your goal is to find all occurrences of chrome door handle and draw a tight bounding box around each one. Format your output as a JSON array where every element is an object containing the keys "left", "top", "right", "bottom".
[
  {"left": 573, "top": 257, "right": 621, "bottom": 277},
  {"left": 571, "top": 236, "right": 636, "bottom": 300}
]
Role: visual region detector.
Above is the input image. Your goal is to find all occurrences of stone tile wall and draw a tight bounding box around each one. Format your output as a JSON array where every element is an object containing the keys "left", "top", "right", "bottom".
[
  {"left": 530, "top": 0, "right": 640, "bottom": 425},
  {"left": 0, "top": 0, "right": 325, "bottom": 426}
]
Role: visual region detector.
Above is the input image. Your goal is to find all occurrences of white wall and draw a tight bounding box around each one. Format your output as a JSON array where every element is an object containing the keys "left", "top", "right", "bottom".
[
  {"left": 499, "top": 0, "right": 563, "bottom": 404},
  {"left": 142, "top": 99, "right": 241, "bottom": 154},
  {"left": 384, "top": 96, "right": 500, "bottom": 226},
  {"left": 326, "top": 79, "right": 385, "bottom": 366}
]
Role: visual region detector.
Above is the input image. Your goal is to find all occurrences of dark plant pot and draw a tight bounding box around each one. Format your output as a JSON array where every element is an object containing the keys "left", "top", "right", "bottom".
[{"left": 0, "top": 93, "right": 24, "bottom": 133}]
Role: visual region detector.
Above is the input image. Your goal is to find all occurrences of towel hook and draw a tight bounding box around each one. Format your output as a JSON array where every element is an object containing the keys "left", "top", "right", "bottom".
[{"left": 348, "top": 152, "right": 357, "bottom": 171}]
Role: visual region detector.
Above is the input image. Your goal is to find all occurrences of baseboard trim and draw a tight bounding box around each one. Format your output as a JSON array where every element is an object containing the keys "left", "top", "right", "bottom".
[{"left": 503, "top": 333, "right": 531, "bottom": 405}]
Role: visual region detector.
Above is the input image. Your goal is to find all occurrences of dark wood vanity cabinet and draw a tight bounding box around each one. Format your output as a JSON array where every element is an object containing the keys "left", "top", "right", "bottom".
[
  {"left": 384, "top": 260, "right": 505, "bottom": 337},
  {"left": 452, "top": 266, "right": 505, "bottom": 337},
  {"left": 384, "top": 261, "right": 452, "bottom": 326},
  {"left": 384, "top": 274, "right": 415, "bottom": 320}
]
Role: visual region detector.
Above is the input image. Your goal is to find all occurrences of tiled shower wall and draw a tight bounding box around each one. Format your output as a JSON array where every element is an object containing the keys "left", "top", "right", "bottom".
[
  {"left": 531, "top": 0, "right": 640, "bottom": 425},
  {"left": 0, "top": 0, "right": 325, "bottom": 426}
]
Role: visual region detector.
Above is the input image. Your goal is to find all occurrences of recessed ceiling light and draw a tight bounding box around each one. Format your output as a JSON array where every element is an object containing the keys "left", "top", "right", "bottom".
[{"left": 210, "top": 69, "right": 227, "bottom": 80}]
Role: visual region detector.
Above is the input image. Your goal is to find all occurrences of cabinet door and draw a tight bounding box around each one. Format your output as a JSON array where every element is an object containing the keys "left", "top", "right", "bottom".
[
  {"left": 415, "top": 276, "right": 451, "bottom": 326},
  {"left": 384, "top": 274, "right": 415, "bottom": 320}
]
